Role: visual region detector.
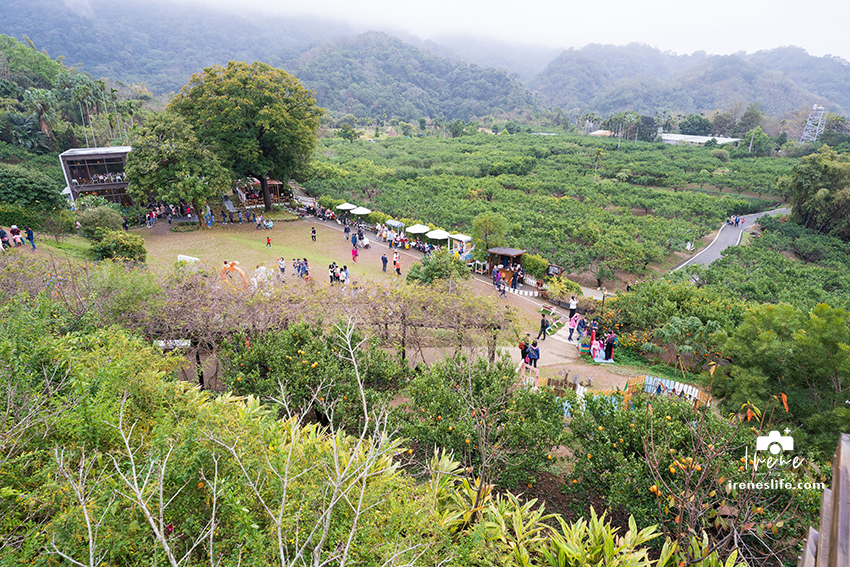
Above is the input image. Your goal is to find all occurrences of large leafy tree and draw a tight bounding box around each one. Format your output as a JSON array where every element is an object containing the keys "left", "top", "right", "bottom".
[
  {"left": 169, "top": 61, "right": 324, "bottom": 211},
  {"left": 472, "top": 211, "right": 509, "bottom": 256},
  {"left": 678, "top": 114, "right": 711, "bottom": 136},
  {"left": 0, "top": 161, "right": 64, "bottom": 209},
  {"left": 787, "top": 146, "right": 850, "bottom": 240},
  {"left": 125, "top": 111, "right": 231, "bottom": 226}
]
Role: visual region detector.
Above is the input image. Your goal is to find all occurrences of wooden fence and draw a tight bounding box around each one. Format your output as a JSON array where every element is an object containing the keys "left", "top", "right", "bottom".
[
  {"left": 798, "top": 432, "right": 849, "bottom": 567},
  {"left": 545, "top": 373, "right": 710, "bottom": 408}
]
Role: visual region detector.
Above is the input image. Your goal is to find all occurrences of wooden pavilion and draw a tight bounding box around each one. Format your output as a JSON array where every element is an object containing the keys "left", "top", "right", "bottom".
[
  {"left": 59, "top": 146, "right": 132, "bottom": 205},
  {"left": 487, "top": 247, "right": 526, "bottom": 281}
]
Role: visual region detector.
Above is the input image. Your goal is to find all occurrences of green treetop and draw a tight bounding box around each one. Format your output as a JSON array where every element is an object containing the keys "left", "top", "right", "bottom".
[
  {"left": 125, "top": 111, "right": 231, "bottom": 226},
  {"left": 787, "top": 146, "right": 850, "bottom": 240},
  {"left": 169, "top": 61, "right": 324, "bottom": 211}
]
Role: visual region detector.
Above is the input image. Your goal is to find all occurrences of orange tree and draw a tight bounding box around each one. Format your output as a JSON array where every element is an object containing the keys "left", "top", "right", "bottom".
[
  {"left": 395, "top": 354, "right": 566, "bottom": 489},
  {"left": 220, "top": 321, "right": 404, "bottom": 428},
  {"left": 563, "top": 393, "right": 819, "bottom": 566}
]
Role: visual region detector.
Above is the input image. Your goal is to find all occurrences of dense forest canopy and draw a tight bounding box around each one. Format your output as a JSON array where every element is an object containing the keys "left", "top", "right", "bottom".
[{"left": 287, "top": 32, "right": 536, "bottom": 121}]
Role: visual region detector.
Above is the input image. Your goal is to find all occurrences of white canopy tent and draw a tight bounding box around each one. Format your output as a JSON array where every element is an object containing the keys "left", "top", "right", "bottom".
[
  {"left": 335, "top": 202, "right": 357, "bottom": 210},
  {"left": 425, "top": 229, "right": 451, "bottom": 241},
  {"left": 406, "top": 224, "right": 430, "bottom": 234},
  {"left": 350, "top": 206, "right": 372, "bottom": 215},
  {"left": 450, "top": 233, "right": 472, "bottom": 243}
]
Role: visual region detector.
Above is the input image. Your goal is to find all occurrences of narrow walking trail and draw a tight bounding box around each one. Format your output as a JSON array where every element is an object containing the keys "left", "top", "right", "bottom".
[{"left": 673, "top": 207, "right": 790, "bottom": 271}]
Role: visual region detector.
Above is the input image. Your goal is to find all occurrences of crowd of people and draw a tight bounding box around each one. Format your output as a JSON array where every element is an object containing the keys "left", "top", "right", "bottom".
[
  {"left": 71, "top": 171, "right": 127, "bottom": 186},
  {"left": 726, "top": 215, "right": 746, "bottom": 227},
  {"left": 0, "top": 225, "right": 35, "bottom": 250},
  {"left": 492, "top": 264, "right": 526, "bottom": 296}
]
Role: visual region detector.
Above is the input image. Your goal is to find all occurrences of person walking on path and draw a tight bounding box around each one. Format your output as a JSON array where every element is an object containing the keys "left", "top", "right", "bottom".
[
  {"left": 527, "top": 340, "right": 541, "bottom": 388},
  {"left": 351, "top": 247, "right": 358, "bottom": 264},
  {"left": 24, "top": 226, "right": 35, "bottom": 251},
  {"left": 536, "top": 314, "right": 550, "bottom": 341},
  {"left": 278, "top": 257, "right": 286, "bottom": 279},
  {"left": 498, "top": 280, "right": 507, "bottom": 297},
  {"left": 568, "top": 296, "right": 578, "bottom": 319},
  {"left": 527, "top": 341, "right": 540, "bottom": 368},
  {"left": 395, "top": 257, "right": 401, "bottom": 276},
  {"left": 344, "top": 225, "right": 350, "bottom": 241},
  {"left": 511, "top": 270, "right": 519, "bottom": 290},
  {"left": 311, "top": 227, "right": 316, "bottom": 242},
  {"left": 266, "top": 236, "right": 271, "bottom": 248},
  {"left": 381, "top": 253, "right": 388, "bottom": 272}
]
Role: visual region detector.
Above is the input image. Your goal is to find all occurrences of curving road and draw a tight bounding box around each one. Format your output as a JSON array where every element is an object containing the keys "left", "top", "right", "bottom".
[{"left": 672, "top": 207, "right": 790, "bottom": 271}]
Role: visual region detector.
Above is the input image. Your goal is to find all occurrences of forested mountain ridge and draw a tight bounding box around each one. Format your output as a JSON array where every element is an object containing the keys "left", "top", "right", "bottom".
[
  {"left": 528, "top": 44, "right": 848, "bottom": 116},
  {"left": 2, "top": 0, "right": 849, "bottom": 122},
  {"left": 286, "top": 32, "right": 537, "bottom": 121},
  {"left": 0, "top": 0, "right": 351, "bottom": 93}
]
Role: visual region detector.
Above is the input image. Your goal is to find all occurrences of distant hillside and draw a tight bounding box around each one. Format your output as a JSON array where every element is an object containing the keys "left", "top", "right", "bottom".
[
  {"left": 746, "top": 46, "right": 850, "bottom": 112},
  {"left": 286, "top": 32, "right": 537, "bottom": 121},
  {"left": 0, "top": 0, "right": 350, "bottom": 92},
  {"left": 414, "top": 35, "right": 561, "bottom": 82},
  {"left": 528, "top": 44, "right": 845, "bottom": 117}
]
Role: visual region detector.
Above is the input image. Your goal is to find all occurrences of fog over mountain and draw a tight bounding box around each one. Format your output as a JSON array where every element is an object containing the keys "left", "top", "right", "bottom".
[{"left": 2, "top": 0, "right": 849, "bottom": 120}]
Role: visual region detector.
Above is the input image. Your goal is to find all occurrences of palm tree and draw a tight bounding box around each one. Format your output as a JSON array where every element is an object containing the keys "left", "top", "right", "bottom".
[
  {"left": 23, "top": 88, "right": 59, "bottom": 142},
  {"left": 8, "top": 113, "right": 48, "bottom": 150}
]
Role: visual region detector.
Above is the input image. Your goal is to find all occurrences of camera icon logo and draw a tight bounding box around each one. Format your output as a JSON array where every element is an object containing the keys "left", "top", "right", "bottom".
[{"left": 755, "top": 430, "right": 794, "bottom": 455}]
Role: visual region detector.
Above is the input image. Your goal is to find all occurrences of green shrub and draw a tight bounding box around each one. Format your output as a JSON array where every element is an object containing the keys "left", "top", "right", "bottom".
[
  {"left": 89, "top": 229, "right": 147, "bottom": 262},
  {"left": 521, "top": 252, "right": 549, "bottom": 280},
  {"left": 397, "top": 354, "right": 566, "bottom": 488},
  {"left": 545, "top": 275, "right": 583, "bottom": 303},
  {"left": 0, "top": 202, "right": 44, "bottom": 229},
  {"left": 711, "top": 149, "right": 730, "bottom": 163},
  {"left": 406, "top": 248, "right": 471, "bottom": 285},
  {"left": 221, "top": 322, "right": 402, "bottom": 428},
  {"left": 76, "top": 206, "right": 123, "bottom": 239},
  {"left": 0, "top": 161, "right": 65, "bottom": 210}
]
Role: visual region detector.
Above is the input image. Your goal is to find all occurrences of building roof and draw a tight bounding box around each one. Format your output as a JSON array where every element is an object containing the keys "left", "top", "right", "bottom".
[
  {"left": 661, "top": 134, "right": 740, "bottom": 145},
  {"left": 488, "top": 247, "right": 526, "bottom": 257},
  {"left": 60, "top": 146, "right": 132, "bottom": 158}
]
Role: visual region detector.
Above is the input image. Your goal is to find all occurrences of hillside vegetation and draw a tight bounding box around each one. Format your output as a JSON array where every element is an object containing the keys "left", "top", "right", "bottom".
[
  {"left": 302, "top": 133, "right": 787, "bottom": 283},
  {"left": 288, "top": 32, "right": 536, "bottom": 121}
]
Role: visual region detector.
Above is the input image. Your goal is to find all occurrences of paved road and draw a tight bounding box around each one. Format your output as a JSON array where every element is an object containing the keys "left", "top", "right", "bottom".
[{"left": 672, "top": 207, "right": 790, "bottom": 271}]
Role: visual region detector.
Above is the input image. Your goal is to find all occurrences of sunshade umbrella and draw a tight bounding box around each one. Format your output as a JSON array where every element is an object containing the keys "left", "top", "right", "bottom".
[
  {"left": 450, "top": 233, "right": 472, "bottom": 243},
  {"left": 426, "top": 229, "right": 451, "bottom": 241},
  {"left": 335, "top": 202, "right": 357, "bottom": 210},
  {"left": 351, "top": 206, "right": 372, "bottom": 215},
  {"left": 406, "top": 224, "right": 430, "bottom": 234}
]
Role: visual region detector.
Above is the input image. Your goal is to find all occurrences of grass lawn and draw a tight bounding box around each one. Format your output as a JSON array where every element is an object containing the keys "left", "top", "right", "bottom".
[
  {"left": 139, "top": 218, "right": 403, "bottom": 285},
  {"left": 38, "top": 235, "right": 93, "bottom": 262}
]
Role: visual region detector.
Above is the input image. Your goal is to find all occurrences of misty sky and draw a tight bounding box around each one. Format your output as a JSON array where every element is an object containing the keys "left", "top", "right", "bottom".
[{"left": 193, "top": 0, "right": 850, "bottom": 60}]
